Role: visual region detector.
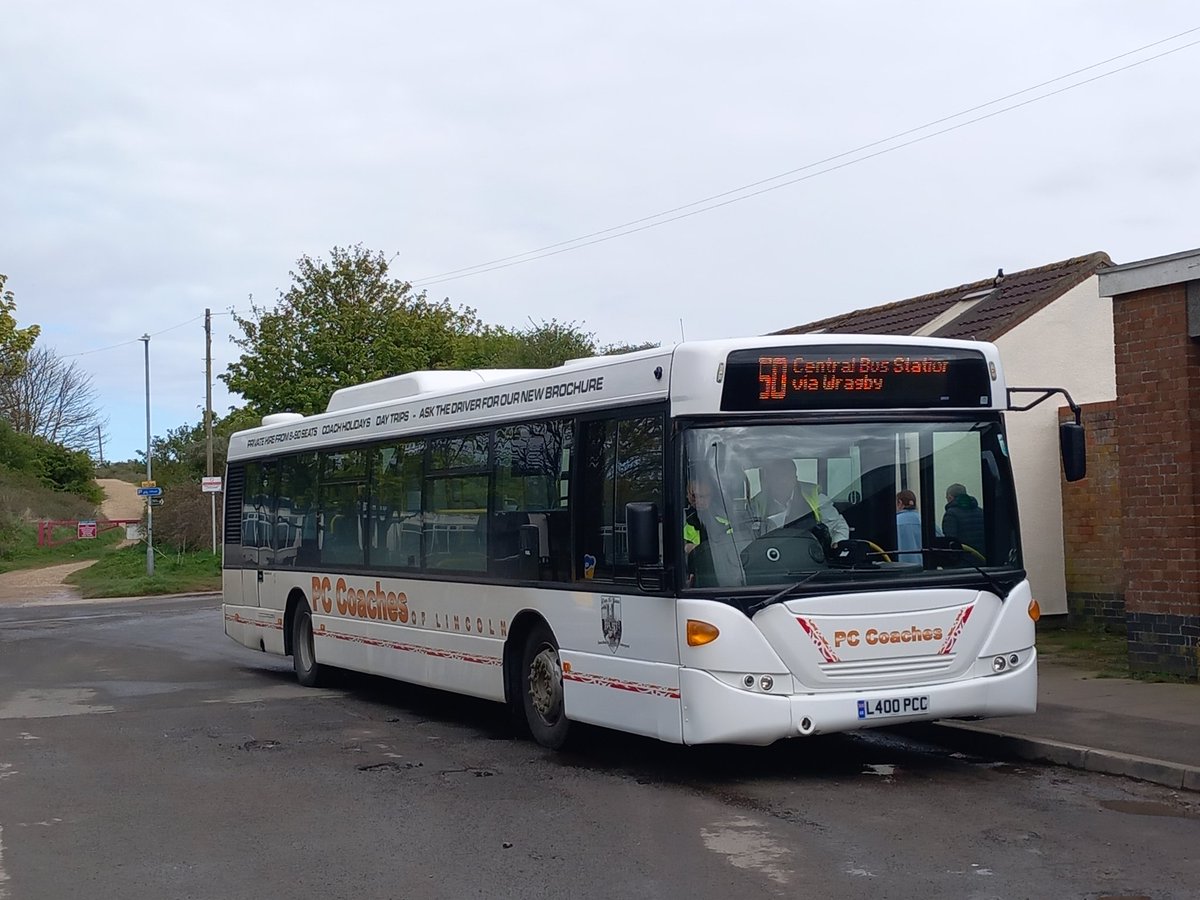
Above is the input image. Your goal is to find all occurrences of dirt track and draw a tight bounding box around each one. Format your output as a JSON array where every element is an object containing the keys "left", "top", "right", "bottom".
[
  {"left": 0, "top": 479, "right": 144, "bottom": 604},
  {"left": 97, "top": 477, "right": 144, "bottom": 520}
]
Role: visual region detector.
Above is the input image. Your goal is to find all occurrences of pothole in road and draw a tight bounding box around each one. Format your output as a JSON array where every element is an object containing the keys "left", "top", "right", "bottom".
[
  {"left": 440, "top": 767, "right": 497, "bottom": 780},
  {"left": 1099, "top": 799, "right": 1194, "bottom": 818},
  {"left": 241, "top": 740, "right": 281, "bottom": 752},
  {"left": 358, "top": 761, "right": 423, "bottom": 772}
]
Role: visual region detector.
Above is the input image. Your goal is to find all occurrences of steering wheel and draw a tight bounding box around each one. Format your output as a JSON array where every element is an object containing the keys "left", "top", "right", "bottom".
[
  {"left": 739, "top": 527, "right": 827, "bottom": 584},
  {"left": 863, "top": 540, "right": 892, "bottom": 563}
]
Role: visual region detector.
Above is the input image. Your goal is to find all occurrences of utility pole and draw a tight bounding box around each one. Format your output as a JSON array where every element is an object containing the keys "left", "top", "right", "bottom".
[
  {"left": 96, "top": 425, "right": 104, "bottom": 466},
  {"left": 205, "top": 308, "right": 216, "bottom": 553},
  {"left": 140, "top": 334, "right": 154, "bottom": 576}
]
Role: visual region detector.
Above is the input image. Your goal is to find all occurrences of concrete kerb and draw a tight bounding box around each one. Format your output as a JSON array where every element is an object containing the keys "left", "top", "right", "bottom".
[{"left": 911, "top": 721, "right": 1200, "bottom": 793}]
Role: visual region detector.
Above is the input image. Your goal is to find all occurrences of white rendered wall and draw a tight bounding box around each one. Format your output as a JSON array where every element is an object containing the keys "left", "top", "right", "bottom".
[{"left": 995, "top": 276, "right": 1115, "bottom": 615}]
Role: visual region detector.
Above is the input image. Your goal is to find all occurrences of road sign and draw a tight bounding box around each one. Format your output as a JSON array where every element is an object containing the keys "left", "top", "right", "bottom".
[
  {"left": 202, "top": 476, "right": 223, "bottom": 493},
  {"left": 136, "top": 486, "right": 163, "bottom": 497},
  {"left": 148, "top": 497, "right": 165, "bottom": 507},
  {"left": 78, "top": 520, "right": 98, "bottom": 540},
  {"left": 141, "top": 480, "right": 156, "bottom": 488}
]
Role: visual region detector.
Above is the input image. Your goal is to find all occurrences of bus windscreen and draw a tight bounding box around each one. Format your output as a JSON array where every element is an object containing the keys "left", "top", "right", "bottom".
[{"left": 720, "top": 346, "right": 993, "bottom": 411}]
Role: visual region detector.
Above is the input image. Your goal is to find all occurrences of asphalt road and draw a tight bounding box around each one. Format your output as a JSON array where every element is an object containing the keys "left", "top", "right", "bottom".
[{"left": 1, "top": 596, "right": 1197, "bottom": 900}]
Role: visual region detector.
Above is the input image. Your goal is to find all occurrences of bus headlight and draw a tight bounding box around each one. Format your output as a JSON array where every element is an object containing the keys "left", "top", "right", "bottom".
[{"left": 992, "top": 656, "right": 1007, "bottom": 673}]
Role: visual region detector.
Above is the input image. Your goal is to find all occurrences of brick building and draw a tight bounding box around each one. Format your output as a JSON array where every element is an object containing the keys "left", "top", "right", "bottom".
[
  {"left": 1058, "top": 401, "right": 1124, "bottom": 631},
  {"left": 1095, "top": 249, "right": 1200, "bottom": 678}
]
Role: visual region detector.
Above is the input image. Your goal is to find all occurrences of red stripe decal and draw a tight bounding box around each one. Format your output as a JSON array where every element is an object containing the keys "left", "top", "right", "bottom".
[
  {"left": 938, "top": 604, "right": 975, "bottom": 655},
  {"left": 795, "top": 616, "right": 841, "bottom": 664},
  {"left": 315, "top": 628, "right": 502, "bottom": 667},
  {"left": 563, "top": 671, "right": 681, "bottom": 700},
  {"left": 225, "top": 613, "right": 283, "bottom": 631}
]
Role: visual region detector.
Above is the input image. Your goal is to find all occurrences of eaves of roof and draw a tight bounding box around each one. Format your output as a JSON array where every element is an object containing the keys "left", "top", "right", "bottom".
[{"left": 774, "top": 251, "right": 1114, "bottom": 342}]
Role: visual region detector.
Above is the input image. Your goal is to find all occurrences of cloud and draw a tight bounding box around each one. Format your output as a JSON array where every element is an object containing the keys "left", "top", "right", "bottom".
[{"left": 3, "top": 0, "right": 1198, "bottom": 457}]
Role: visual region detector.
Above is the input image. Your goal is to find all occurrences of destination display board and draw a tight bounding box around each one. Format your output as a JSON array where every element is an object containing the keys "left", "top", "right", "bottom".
[{"left": 720, "top": 346, "right": 992, "bottom": 411}]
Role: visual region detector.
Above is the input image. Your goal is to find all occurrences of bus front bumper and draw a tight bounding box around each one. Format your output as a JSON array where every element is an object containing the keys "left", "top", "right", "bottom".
[{"left": 679, "top": 652, "right": 1037, "bottom": 746}]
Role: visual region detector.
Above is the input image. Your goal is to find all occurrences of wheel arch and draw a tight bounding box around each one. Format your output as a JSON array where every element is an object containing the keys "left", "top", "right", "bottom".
[
  {"left": 503, "top": 610, "right": 553, "bottom": 707},
  {"left": 283, "top": 588, "right": 311, "bottom": 656}
]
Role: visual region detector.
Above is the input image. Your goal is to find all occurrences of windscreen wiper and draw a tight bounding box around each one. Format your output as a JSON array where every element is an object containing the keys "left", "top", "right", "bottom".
[
  {"left": 746, "top": 569, "right": 835, "bottom": 615},
  {"left": 908, "top": 547, "right": 1009, "bottom": 597}
]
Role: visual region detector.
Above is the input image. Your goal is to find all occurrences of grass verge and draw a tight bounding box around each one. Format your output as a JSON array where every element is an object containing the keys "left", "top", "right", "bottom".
[
  {"left": 66, "top": 545, "right": 221, "bottom": 598},
  {"left": 0, "top": 524, "right": 126, "bottom": 574},
  {"left": 1036, "top": 622, "right": 1194, "bottom": 683},
  {"left": 1035, "top": 623, "right": 1130, "bottom": 678}
]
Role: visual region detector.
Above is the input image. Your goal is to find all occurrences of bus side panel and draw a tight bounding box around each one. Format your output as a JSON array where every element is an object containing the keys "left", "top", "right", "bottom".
[
  {"left": 561, "top": 651, "right": 683, "bottom": 743},
  {"left": 313, "top": 614, "right": 505, "bottom": 702},
  {"left": 553, "top": 588, "right": 683, "bottom": 744},
  {"left": 223, "top": 603, "right": 284, "bottom": 653}
]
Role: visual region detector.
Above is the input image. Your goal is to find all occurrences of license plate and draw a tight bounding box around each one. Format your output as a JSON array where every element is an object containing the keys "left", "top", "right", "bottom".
[{"left": 857, "top": 695, "right": 930, "bottom": 719}]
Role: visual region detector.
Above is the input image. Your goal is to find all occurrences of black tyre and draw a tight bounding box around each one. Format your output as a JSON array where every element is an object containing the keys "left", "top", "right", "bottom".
[
  {"left": 292, "top": 605, "right": 327, "bottom": 688},
  {"left": 520, "top": 623, "right": 570, "bottom": 750}
]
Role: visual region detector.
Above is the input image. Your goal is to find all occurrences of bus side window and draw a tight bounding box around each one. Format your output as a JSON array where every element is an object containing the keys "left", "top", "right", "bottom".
[
  {"left": 424, "top": 432, "right": 489, "bottom": 573},
  {"left": 491, "top": 419, "right": 573, "bottom": 582},
  {"left": 371, "top": 440, "right": 425, "bottom": 570},
  {"left": 241, "top": 460, "right": 277, "bottom": 569},
  {"left": 318, "top": 448, "right": 368, "bottom": 569},
  {"left": 577, "top": 413, "right": 663, "bottom": 583},
  {"left": 275, "top": 452, "right": 318, "bottom": 569}
]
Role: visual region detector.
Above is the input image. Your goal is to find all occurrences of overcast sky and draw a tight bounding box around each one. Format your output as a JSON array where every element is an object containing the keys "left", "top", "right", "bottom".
[{"left": 4, "top": 1, "right": 1198, "bottom": 461}]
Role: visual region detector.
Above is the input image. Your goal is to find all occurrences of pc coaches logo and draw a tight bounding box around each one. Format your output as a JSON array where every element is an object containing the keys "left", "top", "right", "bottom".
[{"left": 600, "top": 595, "right": 623, "bottom": 653}]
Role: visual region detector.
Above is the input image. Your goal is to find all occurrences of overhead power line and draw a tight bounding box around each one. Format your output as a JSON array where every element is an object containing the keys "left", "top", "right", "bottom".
[
  {"left": 60, "top": 309, "right": 241, "bottom": 360},
  {"left": 411, "top": 26, "right": 1200, "bottom": 289}
]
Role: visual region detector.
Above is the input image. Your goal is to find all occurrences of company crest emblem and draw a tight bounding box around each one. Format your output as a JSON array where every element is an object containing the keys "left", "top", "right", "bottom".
[{"left": 601, "top": 595, "right": 622, "bottom": 653}]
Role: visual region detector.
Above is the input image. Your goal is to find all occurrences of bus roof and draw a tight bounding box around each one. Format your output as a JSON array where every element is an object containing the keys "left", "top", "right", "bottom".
[{"left": 227, "top": 334, "right": 1006, "bottom": 460}]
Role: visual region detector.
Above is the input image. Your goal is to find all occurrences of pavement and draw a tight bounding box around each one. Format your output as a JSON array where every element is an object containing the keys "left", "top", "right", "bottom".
[{"left": 912, "top": 658, "right": 1200, "bottom": 793}]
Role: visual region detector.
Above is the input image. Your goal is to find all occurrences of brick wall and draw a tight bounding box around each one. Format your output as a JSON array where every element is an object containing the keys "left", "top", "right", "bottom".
[
  {"left": 1059, "top": 401, "right": 1125, "bottom": 631},
  {"left": 1112, "top": 282, "right": 1200, "bottom": 678}
]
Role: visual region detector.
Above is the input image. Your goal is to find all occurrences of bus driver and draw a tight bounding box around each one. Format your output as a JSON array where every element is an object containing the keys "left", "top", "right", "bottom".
[{"left": 751, "top": 458, "right": 850, "bottom": 552}]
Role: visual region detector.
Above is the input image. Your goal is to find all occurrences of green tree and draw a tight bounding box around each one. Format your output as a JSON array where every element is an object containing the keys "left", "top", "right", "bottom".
[
  {"left": 222, "top": 246, "right": 488, "bottom": 415},
  {"left": 475, "top": 321, "right": 659, "bottom": 369},
  {"left": 149, "top": 407, "right": 259, "bottom": 485},
  {"left": 139, "top": 407, "right": 259, "bottom": 551},
  {"left": 601, "top": 340, "right": 660, "bottom": 356},
  {"left": 0, "top": 274, "right": 40, "bottom": 380},
  {"left": 481, "top": 319, "right": 599, "bottom": 368}
]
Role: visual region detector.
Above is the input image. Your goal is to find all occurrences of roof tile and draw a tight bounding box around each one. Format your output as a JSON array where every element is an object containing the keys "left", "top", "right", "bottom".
[{"left": 775, "top": 252, "right": 1113, "bottom": 341}]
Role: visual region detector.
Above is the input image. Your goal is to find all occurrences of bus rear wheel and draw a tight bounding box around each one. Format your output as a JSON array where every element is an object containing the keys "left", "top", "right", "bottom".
[
  {"left": 520, "top": 623, "right": 570, "bottom": 749},
  {"left": 292, "top": 605, "right": 327, "bottom": 688}
]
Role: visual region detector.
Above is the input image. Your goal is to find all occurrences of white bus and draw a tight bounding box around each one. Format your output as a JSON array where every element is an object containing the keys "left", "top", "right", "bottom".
[{"left": 222, "top": 335, "right": 1085, "bottom": 748}]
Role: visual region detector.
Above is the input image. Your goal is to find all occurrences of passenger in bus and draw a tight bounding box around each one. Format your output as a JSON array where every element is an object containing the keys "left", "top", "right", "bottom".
[
  {"left": 683, "top": 476, "right": 732, "bottom": 553},
  {"left": 684, "top": 475, "right": 734, "bottom": 586},
  {"left": 895, "top": 489, "right": 922, "bottom": 563},
  {"left": 942, "top": 483, "right": 985, "bottom": 551},
  {"left": 751, "top": 458, "right": 850, "bottom": 550}
]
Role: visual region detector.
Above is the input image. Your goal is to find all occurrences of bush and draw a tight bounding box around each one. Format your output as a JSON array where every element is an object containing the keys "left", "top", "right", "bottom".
[
  {"left": 0, "top": 469, "right": 98, "bottom": 521},
  {"left": 152, "top": 481, "right": 223, "bottom": 552},
  {"left": 0, "top": 419, "right": 103, "bottom": 503},
  {"left": 0, "top": 505, "right": 20, "bottom": 557}
]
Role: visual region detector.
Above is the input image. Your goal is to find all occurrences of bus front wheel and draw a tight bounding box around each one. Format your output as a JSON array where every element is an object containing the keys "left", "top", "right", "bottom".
[
  {"left": 292, "top": 605, "right": 327, "bottom": 688},
  {"left": 520, "top": 623, "right": 570, "bottom": 749}
]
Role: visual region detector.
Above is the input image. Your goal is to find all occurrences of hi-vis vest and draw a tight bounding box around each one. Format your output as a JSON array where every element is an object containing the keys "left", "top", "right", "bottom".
[
  {"left": 758, "top": 485, "right": 822, "bottom": 530},
  {"left": 684, "top": 514, "right": 732, "bottom": 546}
]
